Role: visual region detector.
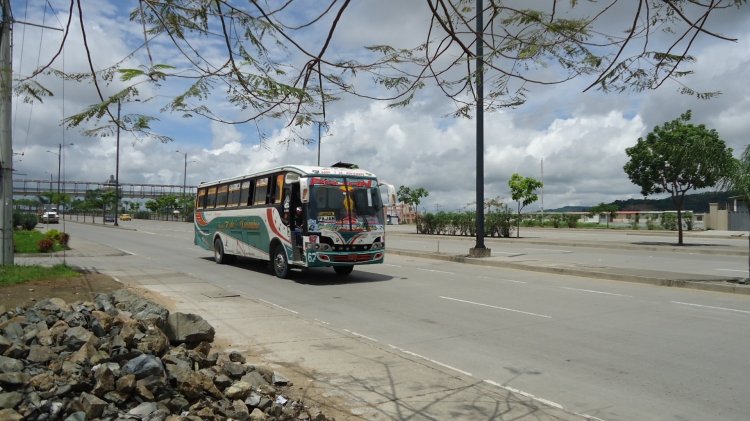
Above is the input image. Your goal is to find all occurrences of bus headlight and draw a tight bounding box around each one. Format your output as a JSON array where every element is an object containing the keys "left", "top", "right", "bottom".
[
  {"left": 307, "top": 243, "right": 331, "bottom": 251},
  {"left": 371, "top": 242, "right": 384, "bottom": 250}
]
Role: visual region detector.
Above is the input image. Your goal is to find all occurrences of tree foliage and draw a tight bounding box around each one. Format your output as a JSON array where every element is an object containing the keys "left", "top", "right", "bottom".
[
  {"left": 722, "top": 145, "right": 750, "bottom": 281},
  {"left": 589, "top": 202, "right": 619, "bottom": 228},
  {"left": 397, "top": 185, "right": 429, "bottom": 232},
  {"left": 508, "top": 173, "right": 543, "bottom": 237},
  {"left": 19, "top": 1, "right": 748, "bottom": 142},
  {"left": 623, "top": 110, "right": 734, "bottom": 244}
]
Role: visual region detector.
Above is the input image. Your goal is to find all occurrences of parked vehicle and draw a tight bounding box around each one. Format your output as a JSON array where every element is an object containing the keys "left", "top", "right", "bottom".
[
  {"left": 119, "top": 213, "right": 132, "bottom": 221},
  {"left": 104, "top": 214, "right": 116, "bottom": 223},
  {"left": 41, "top": 211, "right": 59, "bottom": 224}
]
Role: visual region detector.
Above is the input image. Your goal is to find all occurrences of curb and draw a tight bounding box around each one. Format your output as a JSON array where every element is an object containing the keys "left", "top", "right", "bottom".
[
  {"left": 387, "top": 232, "right": 748, "bottom": 257},
  {"left": 387, "top": 248, "right": 750, "bottom": 296}
]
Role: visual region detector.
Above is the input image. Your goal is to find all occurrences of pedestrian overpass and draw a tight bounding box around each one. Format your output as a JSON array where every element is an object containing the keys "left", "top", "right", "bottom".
[{"left": 12, "top": 179, "right": 196, "bottom": 199}]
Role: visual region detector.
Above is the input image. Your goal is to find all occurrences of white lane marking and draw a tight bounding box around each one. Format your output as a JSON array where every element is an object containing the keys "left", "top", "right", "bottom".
[
  {"left": 483, "top": 380, "right": 608, "bottom": 420},
  {"left": 492, "top": 251, "right": 522, "bottom": 255},
  {"left": 672, "top": 301, "right": 750, "bottom": 315},
  {"left": 560, "top": 287, "right": 632, "bottom": 297},
  {"left": 383, "top": 263, "right": 403, "bottom": 268},
  {"left": 478, "top": 276, "right": 527, "bottom": 284},
  {"left": 416, "top": 268, "right": 455, "bottom": 275},
  {"left": 483, "top": 379, "right": 563, "bottom": 409},
  {"left": 344, "top": 329, "right": 379, "bottom": 342},
  {"left": 140, "top": 231, "right": 157, "bottom": 235},
  {"left": 440, "top": 296, "right": 551, "bottom": 319},
  {"left": 388, "top": 344, "right": 472, "bottom": 377},
  {"left": 525, "top": 247, "right": 573, "bottom": 253},
  {"left": 118, "top": 248, "right": 136, "bottom": 255},
  {"left": 716, "top": 269, "right": 747, "bottom": 273},
  {"left": 314, "top": 319, "right": 330, "bottom": 325},
  {"left": 256, "top": 298, "right": 299, "bottom": 314}
]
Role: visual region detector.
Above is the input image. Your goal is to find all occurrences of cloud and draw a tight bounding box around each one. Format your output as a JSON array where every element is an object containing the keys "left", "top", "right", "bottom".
[{"left": 9, "top": 0, "right": 750, "bottom": 214}]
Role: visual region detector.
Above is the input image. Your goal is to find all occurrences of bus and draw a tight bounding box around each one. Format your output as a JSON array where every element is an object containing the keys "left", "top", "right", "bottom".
[{"left": 194, "top": 164, "right": 396, "bottom": 278}]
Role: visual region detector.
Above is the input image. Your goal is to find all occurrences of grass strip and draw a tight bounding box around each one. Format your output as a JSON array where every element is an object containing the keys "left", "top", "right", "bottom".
[{"left": 0, "top": 264, "right": 80, "bottom": 286}]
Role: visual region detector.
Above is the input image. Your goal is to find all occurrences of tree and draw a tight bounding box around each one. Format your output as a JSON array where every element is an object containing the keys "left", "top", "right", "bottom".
[
  {"left": 623, "top": 110, "right": 734, "bottom": 245},
  {"left": 508, "top": 173, "right": 543, "bottom": 238},
  {"left": 589, "top": 203, "right": 620, "bottom": 228},
  {"left": 397, "top": 186, "right": 429, "bottom": 232},
  {"left": 19, "top": 1, "right": 746, "bottom": 140},
  {"left": 100, "top": 190, "right": 119, "bottom": 223},
  {"left": 723, "top": 146, "right": 750, "bottom": 283}
]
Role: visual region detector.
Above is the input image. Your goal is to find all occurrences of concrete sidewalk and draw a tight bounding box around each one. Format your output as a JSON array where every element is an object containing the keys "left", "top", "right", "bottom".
[{"left": 384, "top": 224, "right": 750, "bottom": 295}]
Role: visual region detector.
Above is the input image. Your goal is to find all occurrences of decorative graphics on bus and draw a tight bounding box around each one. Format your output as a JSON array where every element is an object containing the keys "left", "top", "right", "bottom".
[
  {"left": 195, "top": 211, "right": 208, "bottom": 227},
  {"left": 309, "top": 177, "right": 372, "bottom": 188},
  {"left": 217, "top": 221, "right": 261, "bottom": 230}
]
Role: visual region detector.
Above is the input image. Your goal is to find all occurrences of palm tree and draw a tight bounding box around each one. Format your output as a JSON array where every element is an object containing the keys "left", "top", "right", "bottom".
[{"left": 724, "top": 145, "right": 750, "bottom": 284}]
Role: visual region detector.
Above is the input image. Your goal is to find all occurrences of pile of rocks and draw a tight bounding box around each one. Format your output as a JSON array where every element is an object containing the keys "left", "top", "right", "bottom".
[{"left": 0, "top": 290, "right": 332, "bottom": 420}]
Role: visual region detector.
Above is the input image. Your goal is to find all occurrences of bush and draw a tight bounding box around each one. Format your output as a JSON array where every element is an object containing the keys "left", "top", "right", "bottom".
[
  {"left": 565, "top": 214, "right": 579, "bottom": 228},
  {"left": 135, "top": 210, "right": 151, "bottom": 220},
  {"left": 59, "top": 232, "right": 70, "bottom": 247},
  {"left": 23, "top": 214, "right": 38, "bottom": 231},
  {"left": 13, "top": 212, "right": 38, "bottom": 230},
  {"left": 37, "top": 238, "right": 55, "bottom": 253},
  {"left": 661, "top": 213, "right": 677, "bottom": 230},
  {"left": 684, "top": 211, "right": 694, "bottom": 231}
]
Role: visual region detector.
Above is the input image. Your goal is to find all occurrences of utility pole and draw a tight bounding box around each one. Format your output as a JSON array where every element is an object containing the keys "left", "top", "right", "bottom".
[
  {"left": 0, "top": 0, "right": 13, "bottom": 265},
  {"left": 114, "top": 100, "right": 120, "bottom": 226},
  {"left": 470, "top": 0, "right": 490, "bottom": 257}
]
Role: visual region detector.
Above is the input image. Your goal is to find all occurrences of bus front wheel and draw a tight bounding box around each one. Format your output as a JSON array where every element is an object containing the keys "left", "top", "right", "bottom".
[
  {"left": 334, "top": 265, "right": 353, "bottom": 276},
  {"left": 214, "top": 238, "right": 227, "bottom": 264},
  {"left": 272, "top": 245, "right": 290, "bottom": 278}
]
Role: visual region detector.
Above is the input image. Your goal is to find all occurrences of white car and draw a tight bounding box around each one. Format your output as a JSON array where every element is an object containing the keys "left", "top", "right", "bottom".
[{"left": 41, "top": 211, "right": 59, "bottom": 223}]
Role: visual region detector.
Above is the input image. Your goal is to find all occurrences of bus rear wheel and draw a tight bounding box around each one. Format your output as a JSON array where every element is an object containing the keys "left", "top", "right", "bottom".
[
  {"left": 272, "top": 245, "right": 290, "bottom": 278},
  {"left": 333, "top": 265, "right": 353, "bottom": 276},
  {"left": 214, "top": 238, "right": 228, "bottom": 264}
]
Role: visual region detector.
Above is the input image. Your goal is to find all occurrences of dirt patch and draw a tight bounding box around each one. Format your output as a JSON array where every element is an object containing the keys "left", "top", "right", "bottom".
[{"left": 0, "top": 272, "right": 125, "bottom": 310}]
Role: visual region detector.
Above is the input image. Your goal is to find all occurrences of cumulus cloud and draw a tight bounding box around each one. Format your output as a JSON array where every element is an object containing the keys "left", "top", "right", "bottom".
[{"left": 10, "top": 0, "right": 750, "bottom": 213}]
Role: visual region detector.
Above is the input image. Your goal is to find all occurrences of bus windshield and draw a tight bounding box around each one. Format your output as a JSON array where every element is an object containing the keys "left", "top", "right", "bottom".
[{"left": 307, "top": 176, "right": 384, "bottom": 232}]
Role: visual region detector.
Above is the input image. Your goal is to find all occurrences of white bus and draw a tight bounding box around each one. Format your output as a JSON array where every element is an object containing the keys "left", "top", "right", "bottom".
[{"left": 194, "top": 164, "right": 396, "bottom": 278}]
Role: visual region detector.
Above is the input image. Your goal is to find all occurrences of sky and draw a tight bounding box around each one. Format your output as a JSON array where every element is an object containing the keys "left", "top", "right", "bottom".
[{"left": 8, "top": 0, "right": 750, "bottom": 213}]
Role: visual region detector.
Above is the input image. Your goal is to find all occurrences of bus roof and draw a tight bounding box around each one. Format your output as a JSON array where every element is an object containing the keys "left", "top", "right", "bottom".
[{"left": 197, "top": 165, "right": 378, "bottom": 187}]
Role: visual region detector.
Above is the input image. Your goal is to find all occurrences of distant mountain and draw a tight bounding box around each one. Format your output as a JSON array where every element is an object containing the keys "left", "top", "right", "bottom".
[
  {"left": 548, "top": 191, "right": 734, "bottom": 213},
  {"left": 546, "top": 206, "right": 589, "bottom": 213}
]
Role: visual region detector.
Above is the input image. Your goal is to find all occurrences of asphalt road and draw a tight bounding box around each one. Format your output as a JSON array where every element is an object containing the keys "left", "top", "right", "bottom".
[{"left": 38, "top": 219, "right": 750, "bottom": 421}]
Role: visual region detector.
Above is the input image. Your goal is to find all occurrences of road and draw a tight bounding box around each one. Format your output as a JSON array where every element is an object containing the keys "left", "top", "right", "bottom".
[{"left": 36, "top": 220, "right": 750, "bottom": 420}]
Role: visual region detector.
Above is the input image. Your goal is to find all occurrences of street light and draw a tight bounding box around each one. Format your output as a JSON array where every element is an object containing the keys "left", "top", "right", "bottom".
[
  {"left": 176, "top": 150, "right": 187, "bottom": 197},
  {"left": 316, "top": 122, "right": 331, "bottom": 166},
  {"left": 46, "top": 143, "right": 74, "bottom": 208},
  {"left": 176, "top": 150, "right": 197, "bottom": 220}
]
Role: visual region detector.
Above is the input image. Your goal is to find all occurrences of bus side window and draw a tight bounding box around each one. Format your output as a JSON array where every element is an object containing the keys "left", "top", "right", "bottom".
[
  {"left": 253, "top": 178, "right": 269, "bottom": 205},
  {"left": 227, "top": 182, "right": 241, "bottom": 207},
  {"left": 240, "top": 180, "right": 252, "bottom": 207},
  {"left": 206, "top": 186, "right": 217, "bottom": 208},
  {"left": 271, "top": 173, "right": 284, "bottom": 204},
  {"left": 216, "top": 184, "right": 229, "bottom": 208},
  {"left": 196, "top": 188, "right": 207, "bottom": 210}
]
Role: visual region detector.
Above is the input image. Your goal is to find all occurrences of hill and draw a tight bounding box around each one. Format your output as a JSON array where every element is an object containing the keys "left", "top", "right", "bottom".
[{"left": 549, "top": 191, "right": 734, "bottom": 213}]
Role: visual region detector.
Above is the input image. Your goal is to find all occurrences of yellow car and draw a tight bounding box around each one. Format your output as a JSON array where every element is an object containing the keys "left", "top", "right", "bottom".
[{"left": 119, "top": 213, "right": 132, "bottom": 221}]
